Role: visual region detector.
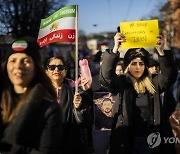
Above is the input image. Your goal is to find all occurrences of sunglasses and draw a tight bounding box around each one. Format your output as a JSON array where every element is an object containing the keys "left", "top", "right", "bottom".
[{"left": 48, "top": 65, "right": 66, "bottom": 71}]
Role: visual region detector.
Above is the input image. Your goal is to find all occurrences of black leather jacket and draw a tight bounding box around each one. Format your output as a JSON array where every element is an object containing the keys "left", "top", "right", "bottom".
[{"left": 0, "top": 84, "right": 62, "bottom": 154}]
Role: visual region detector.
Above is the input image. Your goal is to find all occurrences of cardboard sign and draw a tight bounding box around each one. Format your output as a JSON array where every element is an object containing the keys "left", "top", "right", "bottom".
[
  {"left": 93, "top": 92, "right": 114, "bottom": 130},
  {"left": 120, "top": 19, "right": 159, "bottom": 48}
]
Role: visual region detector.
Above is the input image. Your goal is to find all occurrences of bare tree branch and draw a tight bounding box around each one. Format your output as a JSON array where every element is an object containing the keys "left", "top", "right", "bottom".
[{"left": 0, "top": 0, "right": 67, "bottom": 38}]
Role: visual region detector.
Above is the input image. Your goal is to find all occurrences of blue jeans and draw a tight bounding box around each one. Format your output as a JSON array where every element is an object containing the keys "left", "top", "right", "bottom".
[{"left": 92, "top": 129, "right": 111, "bottom": 154}]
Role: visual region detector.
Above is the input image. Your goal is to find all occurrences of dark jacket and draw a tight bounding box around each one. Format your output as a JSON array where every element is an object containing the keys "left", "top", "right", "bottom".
[
  {"left": 100, "top": 50, "right": 178, "bottom": 154},
  {"left": 0, "top": 84, "right": 62, "bottom": 154},
  {"left": 59, "top": 79, "right": 92, "bottom": 154}
]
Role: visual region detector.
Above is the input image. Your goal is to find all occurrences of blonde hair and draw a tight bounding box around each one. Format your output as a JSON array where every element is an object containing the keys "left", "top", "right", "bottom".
[{"left": 124, "top": 66, "right": 156, "bottom": 94}]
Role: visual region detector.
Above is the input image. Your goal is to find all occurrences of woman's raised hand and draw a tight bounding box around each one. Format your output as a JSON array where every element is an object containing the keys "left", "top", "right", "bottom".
[
  {"left": 80, "top": 76, "right": 90, "bottom": 91},
  {"left": 112, "top": 32, "right": 126, "bottom": 54},
  {"left": 155, "top": 35, "right": 165, "bottom": 56}
]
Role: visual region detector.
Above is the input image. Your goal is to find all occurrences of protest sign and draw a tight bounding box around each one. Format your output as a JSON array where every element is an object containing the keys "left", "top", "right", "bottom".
[{"left": 120, "top": 19, "right": 159, "bottom": 48}]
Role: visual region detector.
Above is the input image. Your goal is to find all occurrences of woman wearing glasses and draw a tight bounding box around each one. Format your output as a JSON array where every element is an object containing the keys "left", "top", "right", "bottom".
[{"left": 45, "top": 56, "right": 93, "bottom": 154}]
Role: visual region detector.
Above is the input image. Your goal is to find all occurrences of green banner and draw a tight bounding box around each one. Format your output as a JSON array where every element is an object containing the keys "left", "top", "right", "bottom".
[{"left": 40, "top": 5, "right": 76, "bottom": 29}]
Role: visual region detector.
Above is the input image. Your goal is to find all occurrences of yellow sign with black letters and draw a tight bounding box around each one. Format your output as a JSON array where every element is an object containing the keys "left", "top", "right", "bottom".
[{"left": 120, "top": 19, "right": 159, "bottom": 48}]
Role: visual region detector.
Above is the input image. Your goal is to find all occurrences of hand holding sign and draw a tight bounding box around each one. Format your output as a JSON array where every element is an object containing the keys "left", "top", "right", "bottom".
[
  {"left": 112, "top": 33, "right": 126, "bottom": 54},
  {"left": 155, "top": 35, "right": 166, "bottom": 56},
  {"left": 79, "top": 59, "right": 92, "bottom": 89}
]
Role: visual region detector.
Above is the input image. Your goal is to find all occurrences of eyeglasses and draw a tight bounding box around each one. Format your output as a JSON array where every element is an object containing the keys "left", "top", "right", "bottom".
[{"left": 48, "top": 65, "right": 66, "bottom": 71}]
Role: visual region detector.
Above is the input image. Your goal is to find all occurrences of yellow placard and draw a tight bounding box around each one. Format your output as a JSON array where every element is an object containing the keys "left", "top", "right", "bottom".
[{"left": 120, "top": 19, "right": 159, "bottom": 49}]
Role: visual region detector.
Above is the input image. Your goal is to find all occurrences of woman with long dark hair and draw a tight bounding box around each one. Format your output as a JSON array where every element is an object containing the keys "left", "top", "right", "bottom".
[{"left": 0, "top": 37, "right": 62, "bottom": 153}]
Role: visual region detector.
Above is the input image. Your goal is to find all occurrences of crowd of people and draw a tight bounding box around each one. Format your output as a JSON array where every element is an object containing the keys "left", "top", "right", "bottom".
[{"left": 0, "top": 31, "right": 179, "bottom": 154}]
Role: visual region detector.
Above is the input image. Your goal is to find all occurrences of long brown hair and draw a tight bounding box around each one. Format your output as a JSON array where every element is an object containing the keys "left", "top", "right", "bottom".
[{"left": 0, "top": 60, "right": 56, "bottom": 123}]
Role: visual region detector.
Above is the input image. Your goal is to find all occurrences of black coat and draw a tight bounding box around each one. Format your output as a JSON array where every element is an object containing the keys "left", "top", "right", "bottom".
[
  {"left": 100, "top": 50, "right": 178, "bottom": 154},
  {"left": 59, "top": 79, "right": 92, "bottom": 154},
  {"left": 0, "top": 84, "right": 62, "bottom": 154}
]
